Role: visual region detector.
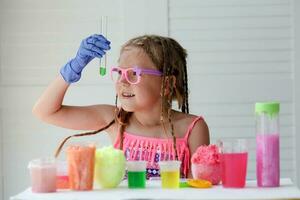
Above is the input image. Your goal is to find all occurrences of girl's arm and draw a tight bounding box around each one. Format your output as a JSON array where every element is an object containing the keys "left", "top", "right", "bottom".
[
  {"left": 187, "top": 119, "right": 210, "bottom": 178},
  {"left": 32, "top": 75, "right": 115, "bottom": 130},
  {"left": 32, "top": 34, "right": 114, "bottom": 131}
]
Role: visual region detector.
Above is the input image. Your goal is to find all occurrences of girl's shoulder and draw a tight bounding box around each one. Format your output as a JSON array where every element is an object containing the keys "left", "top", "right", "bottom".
[
  {"left": 173, "top": 110, "right": 202, "bottom": 123},
  {"left": 172, "top": 111, "right": 204, "bottom": 138}
]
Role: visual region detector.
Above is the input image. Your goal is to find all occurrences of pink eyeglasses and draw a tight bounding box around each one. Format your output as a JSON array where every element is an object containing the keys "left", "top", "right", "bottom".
[{"left": 110, "top": 66, "right": 163, "bottom": 85}]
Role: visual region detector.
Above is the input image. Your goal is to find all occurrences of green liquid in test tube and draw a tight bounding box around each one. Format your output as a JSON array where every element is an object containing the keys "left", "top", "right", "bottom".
[
  {"left": 100, "top": 66, "right": 106, "bottom": 76},
  {"left": 99, "top": 16, "right": 108, "bottom": 76}
]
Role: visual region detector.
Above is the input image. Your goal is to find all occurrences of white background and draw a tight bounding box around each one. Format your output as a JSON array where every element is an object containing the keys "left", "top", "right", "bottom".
[{"left": 0, "top": 0, "right": 300, "bottom": 199}]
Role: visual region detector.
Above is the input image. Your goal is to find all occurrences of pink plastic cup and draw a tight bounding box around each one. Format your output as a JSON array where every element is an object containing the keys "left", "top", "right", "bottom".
[
  {"left": 28, "top": 157, "right": 57, "bottom": 193},
  {"left": 56, "top": 160, "right": 69, "bottom": 189}
]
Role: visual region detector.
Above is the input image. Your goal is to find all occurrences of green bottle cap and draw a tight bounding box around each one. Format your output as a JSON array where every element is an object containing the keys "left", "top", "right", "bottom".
[
  {"left": 100, "top": 67, "right": 106, "bottom": 76},
  {"left": 255, "top": 102, "right": 280, "bottom": 116}
]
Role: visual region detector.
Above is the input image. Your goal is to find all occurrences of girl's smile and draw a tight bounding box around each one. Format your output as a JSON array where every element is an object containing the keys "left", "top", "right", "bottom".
[{"left": 121, "top": 92, "right": 135, "bottom": 98}]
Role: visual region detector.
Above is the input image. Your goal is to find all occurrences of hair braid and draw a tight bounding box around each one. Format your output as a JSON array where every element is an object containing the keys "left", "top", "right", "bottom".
[
  {"left": 168, "top": 76, "right": 178, "bottom": 160},
  {"left": 114, "top": 95, "right": 132, "bottom": 150},
  {"left": 159, "top": 38, "right": 179, "bottom": 160},
  {"left": 183, "top": 64, "right": 189, "bottom": 113},
  {"left": 118, "top": 110, "right": 132, "bottom": 150},
  {"left": 54, "top": 118, "right": 115, "bottom": 158}
]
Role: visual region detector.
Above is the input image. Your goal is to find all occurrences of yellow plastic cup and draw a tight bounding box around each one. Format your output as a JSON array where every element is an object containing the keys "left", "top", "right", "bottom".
[{"left": 159, "top": 161, "right": 181, "bottom": 189}]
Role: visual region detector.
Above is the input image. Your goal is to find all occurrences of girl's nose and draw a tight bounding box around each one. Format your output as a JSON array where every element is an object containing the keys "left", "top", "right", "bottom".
[{"left": 119, "top": 73, "right": 129, "bottom": 84}]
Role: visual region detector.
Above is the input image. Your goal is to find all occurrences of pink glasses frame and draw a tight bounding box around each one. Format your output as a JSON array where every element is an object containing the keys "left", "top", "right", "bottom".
[{"left": 110, "top": 66, "right": 163, "bottom": 85}]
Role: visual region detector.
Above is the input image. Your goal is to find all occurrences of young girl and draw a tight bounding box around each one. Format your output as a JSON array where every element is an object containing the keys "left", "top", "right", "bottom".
[{"left": 32, "top": 34, "right": 209, "bottom": 179}]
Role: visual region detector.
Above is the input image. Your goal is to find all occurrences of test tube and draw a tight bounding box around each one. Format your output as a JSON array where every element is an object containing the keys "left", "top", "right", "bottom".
[{"left": 99, "top": 16, "right": 108, "bottom": 76}]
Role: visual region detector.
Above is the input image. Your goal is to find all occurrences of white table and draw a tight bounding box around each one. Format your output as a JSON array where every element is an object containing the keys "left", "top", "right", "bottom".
[{"left": 10, "top": 178, "right": 300, "bottom": 200}]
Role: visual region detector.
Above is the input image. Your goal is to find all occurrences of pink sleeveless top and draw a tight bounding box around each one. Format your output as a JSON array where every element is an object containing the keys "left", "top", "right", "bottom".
[{"left": 113, "top": 116, "right": 203, "bottom": 178}]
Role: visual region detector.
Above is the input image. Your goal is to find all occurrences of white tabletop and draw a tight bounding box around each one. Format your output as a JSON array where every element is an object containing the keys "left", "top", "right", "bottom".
[{"left": 10, "top": 178, "right": 300, "bottom": 200}]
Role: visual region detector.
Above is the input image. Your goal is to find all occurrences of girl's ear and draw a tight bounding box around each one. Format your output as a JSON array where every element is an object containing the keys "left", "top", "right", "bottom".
[
  {"left": 161, "top": 75, "right": 176, "bottom": 96},
  {"left": 175, "top": 87, "right": 183, "bottom": 109}
]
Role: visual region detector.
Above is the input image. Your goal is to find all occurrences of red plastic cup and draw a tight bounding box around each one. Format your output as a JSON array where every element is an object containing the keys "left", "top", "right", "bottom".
[{"left": 219, "top": 139, "right": 248, "bottom": 188}]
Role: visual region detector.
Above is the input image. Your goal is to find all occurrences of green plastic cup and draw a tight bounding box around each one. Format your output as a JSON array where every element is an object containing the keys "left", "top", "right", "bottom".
[{"left": 127, "top": 161, "right": 147, "bottom": 189}]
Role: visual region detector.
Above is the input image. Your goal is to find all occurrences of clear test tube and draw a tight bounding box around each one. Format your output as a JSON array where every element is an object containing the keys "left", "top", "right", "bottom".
[{"left": 99, "top": 16, "right": 108, "bottom": 76}]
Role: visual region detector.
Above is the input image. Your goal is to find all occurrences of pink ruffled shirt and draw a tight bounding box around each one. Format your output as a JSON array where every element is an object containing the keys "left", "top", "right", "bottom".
[{"left": 113, "top": 116, "right": 203, "bottom": 178}]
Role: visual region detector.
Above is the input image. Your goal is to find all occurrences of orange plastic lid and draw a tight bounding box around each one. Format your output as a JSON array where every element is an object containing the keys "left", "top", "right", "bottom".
[{"left": 187, "top": 179, "right": 212, "bottom": 188}]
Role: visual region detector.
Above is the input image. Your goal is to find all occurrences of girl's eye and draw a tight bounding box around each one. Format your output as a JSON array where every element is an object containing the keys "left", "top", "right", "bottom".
[
  {"left": 117, "top": 70, "right": 122, "bottom": 75},
  {"left": 128, "top": 69, "right": 137, "bottom": 76}
]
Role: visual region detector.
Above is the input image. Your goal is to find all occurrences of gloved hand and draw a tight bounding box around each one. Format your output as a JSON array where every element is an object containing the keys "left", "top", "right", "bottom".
[{"left": 60, "top": 34, "right": 111, "bottom": 83}]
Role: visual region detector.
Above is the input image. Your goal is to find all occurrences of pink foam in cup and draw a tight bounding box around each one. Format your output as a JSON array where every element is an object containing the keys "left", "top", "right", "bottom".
[
  {"left": 191, "top": 144, "right": 221, "bottom": 185},
  {"left": 191, "top": 163, "right": 221, "bottom": 185}
]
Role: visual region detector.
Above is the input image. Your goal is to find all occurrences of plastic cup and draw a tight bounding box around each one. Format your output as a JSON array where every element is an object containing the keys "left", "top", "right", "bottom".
[
  {"left": 66, "top": 144, "right": 96, "bottom": 190},
  {"left": 94, "top": 146, "right": 126, "bottom": 188},
  {"left": 191, "top": 163, "right": 221, "bottom": 185},
  {"left": 28, "top": 157, "right": 56, "bottom": 193},
  {"left": 219, "top": 139, "right": 248, "bottom": 188},
  {"left": 56, "top": 160, "right": 69, "bottom": 189},
  {"left": 127, "top": 161, "right": 147, "bottom": 188},
  {"left": 159, "top": 161, "right": 181, "bottom": 189}
]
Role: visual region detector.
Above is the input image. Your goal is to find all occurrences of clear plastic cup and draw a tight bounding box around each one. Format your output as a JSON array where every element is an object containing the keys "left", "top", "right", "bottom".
[
  {"left": 127, "top": 161, "right": 147, "bottom": 188},
  {"left": 94, "top": 146, "right": 126, "bottom": 188},
  {"left": 66, "top": 144, "right": 96, "bottom": 190},
  {"left": 28, "top": 157, "right": 56, "bottom": 193},
  {"left": 191, "top": 163, "right": 221, "bottom": 185},
  {"left": 159, "top": 161, "right": 181, "bottom": 189},
  {"left": 219, "top": 139, "right": 248, "bottom": 188},
  {"left": 56, "top": 160, "right": 69, "bottom": 189}
]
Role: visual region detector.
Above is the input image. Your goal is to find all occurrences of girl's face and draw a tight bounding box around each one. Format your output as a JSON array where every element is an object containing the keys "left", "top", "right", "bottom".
[{"left": 116, "top": 47, "right": 162, "bottom": 112}]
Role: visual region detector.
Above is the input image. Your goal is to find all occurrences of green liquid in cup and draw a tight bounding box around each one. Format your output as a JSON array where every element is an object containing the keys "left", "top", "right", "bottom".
[{"left": 128, "top": 171, "right": 146, "bottom": 188}]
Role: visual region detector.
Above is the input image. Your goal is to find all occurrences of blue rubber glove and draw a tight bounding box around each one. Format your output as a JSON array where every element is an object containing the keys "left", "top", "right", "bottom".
[{"left": 60, "top": 34, "right": 111, "bottom": 83}]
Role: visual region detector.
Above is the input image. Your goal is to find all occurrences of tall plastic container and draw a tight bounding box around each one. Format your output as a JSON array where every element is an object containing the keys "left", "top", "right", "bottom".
[{"left": 255, "top": 102, "right": 280, "bottom": 187}]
